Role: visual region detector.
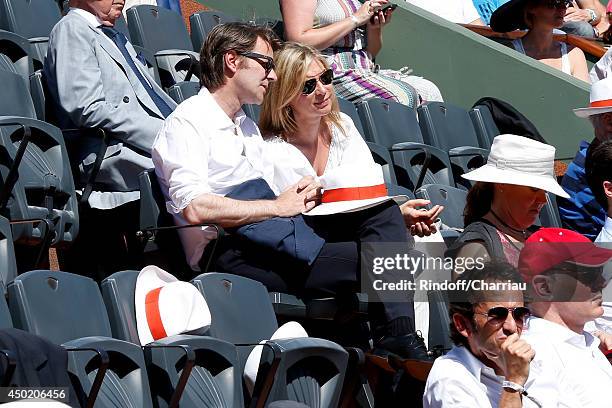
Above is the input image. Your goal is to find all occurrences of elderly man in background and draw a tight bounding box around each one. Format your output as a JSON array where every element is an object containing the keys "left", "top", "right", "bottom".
[{"left": 44, "top": 0, "right": 176, "bottom": 278}]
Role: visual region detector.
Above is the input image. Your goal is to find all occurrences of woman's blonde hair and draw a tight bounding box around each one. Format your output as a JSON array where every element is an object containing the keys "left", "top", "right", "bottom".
[{"left": 259, "top": 41, "right": 344, "bottom": 139}]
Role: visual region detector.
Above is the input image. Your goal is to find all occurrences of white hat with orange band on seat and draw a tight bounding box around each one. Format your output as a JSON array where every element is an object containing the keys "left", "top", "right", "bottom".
[
  {"left": 135, "top": 265, "right": 212, "bottom": 345},
  {"left": 304, "top": 163, "right": 409, "bottom": 216}
]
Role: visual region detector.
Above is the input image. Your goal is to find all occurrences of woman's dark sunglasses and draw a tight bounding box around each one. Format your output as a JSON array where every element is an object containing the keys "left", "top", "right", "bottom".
[
  {"left": 302, "top": 69, "right": 334, "bottom": 95},
  {"left": 238, "top": 51, "right": 275, "bottom": 76},
  {"left": 474, "top": 306, "right": 531, "bottom": 327},
  {"left": 542, "top": 0, "right": 572, "bottom": 8}
]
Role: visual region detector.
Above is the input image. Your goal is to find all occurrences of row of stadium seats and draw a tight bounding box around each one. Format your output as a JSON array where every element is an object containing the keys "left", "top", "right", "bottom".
[{"left": 0, "top": 214, "right": 351, "bottom": 407}]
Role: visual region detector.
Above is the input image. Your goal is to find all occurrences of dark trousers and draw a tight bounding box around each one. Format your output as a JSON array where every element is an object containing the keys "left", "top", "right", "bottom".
[
  {"left": 59, "top": 200, "right": 141, "bottom": 281},
  {"left": 203, "top": 201, "right": 416, "bottom": 328}
]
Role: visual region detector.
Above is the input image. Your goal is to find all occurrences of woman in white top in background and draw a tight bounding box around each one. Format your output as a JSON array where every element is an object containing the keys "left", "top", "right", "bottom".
[
  {"left": 259, "top": 41, "right": 442, "bottom": 236},
  {"left": 490, "top": 0, "right": 589, "bottom": 82}
]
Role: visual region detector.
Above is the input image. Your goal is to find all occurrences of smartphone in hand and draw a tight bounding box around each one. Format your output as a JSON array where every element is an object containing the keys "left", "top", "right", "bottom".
[{"left": 370, "top": 3, "right": 397, "bottom": 23}]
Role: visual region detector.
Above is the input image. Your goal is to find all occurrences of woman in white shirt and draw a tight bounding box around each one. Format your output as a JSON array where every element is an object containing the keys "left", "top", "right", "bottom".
[
  {"left": 259, "top": 41, "right": 442, "bottom": 235},
  {"left": 490, "top": 0, "right": 589, "bottom": 82}
]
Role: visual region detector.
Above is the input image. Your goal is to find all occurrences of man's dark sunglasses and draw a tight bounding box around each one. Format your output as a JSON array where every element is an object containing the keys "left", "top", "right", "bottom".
[
  {"left": 238, "top": 51, "right": 275, "bottom": 76},
  {"left": 549, "top": 264, "right": 612, "bottom": 290},
  {"left": 541, "top": 0, "right": 572, "bottom": 8},
  {"left": 302, "top": 69, "right": 334, "bottom": 95},
  {"left": 474, "top": 306, "right": 531, "bottom": 326}
]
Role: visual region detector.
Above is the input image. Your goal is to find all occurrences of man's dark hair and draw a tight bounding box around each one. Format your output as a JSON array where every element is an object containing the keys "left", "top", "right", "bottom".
[
  {"left": 199, "top": 22, "right": 281, "bottom": 92},
  {"left": 586, "top": 140, "right": 612, "bottom": 210},
  {"left": 448, "top": 261, "right": 525, "bottom": 348}
]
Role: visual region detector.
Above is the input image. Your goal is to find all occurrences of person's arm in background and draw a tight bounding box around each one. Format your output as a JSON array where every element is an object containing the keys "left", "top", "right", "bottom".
[
  {"left": 570, "top": 0, "right": 602, "bottom": 26},
  {"left": 366, "top": 6, "right": 394, "bottom": 58},
  {"left": 569, "top": 45, "right": 590, "bottom": 82},
  {"left": 281, "top": 0, "right": 388, "bottom": 50}
]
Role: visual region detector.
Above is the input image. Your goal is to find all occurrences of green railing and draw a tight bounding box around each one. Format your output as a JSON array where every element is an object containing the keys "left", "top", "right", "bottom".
[{"left": 198, "top": 0, "right": 593, "bottom": 159}]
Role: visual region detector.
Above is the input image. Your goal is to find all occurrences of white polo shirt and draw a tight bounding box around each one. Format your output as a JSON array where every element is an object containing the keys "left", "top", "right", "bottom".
[
  {"left": 151, "top": 87, "right": 276, "bottom": 270},
  {"left": 423, "top": 345, "right": 547, "bottom": 407},
  {"left": 522, "top": 317, "right": 612, "bottom": 408}
]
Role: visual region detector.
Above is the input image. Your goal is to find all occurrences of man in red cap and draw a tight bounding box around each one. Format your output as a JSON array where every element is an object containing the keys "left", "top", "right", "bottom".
[{"left": 518, "top": 227, "right": 612, "bottom": 408}]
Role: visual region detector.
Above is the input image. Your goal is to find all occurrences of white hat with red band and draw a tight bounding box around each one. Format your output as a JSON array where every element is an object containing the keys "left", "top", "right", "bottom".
[
  {"left": 135, "top": 265, "right": 211, "bottom": 345},
  {"left": 574, "top": 78, "right": 612, "bottom": 118},
  {"left": 304, "top": 163, "right": 408, "bottom": 216}
]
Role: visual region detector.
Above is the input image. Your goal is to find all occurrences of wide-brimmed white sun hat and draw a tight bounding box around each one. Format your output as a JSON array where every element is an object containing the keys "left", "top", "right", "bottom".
[
  {"left": 243, "top": 321, "right": 308, "bottom": 395},
  {"left": 574, "top": 78, "right": 612, "bottom": 118},
  {"left": 135, "top": 265, "right": 211, "bottom": 345},
  {"left": 304, "top": 163, "right": 408, "bottom": 216},
  {"left": 461, "top": 134, "right": 569, "bottom": 198}
]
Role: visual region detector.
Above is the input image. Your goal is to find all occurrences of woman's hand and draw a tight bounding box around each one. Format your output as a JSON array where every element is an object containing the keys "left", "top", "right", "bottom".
[
  {"left": 368, "top": 6, "right": 394, "bottom": 29},
  {"left": 353, "top": 0, "right": 389, "bottom": 26},
  {"left": 400, "top": 199, "right": 444, "bottom": 237}
]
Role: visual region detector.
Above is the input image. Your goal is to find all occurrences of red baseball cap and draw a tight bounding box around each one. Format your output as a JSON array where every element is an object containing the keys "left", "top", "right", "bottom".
[{"left": 518, "top": 228, "right": 612, "bottom": 281}]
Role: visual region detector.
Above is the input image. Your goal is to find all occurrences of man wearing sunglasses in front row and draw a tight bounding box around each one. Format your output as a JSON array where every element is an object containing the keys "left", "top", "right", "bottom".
[
  {"left": 518, "top": 228, "right": 612, "bottom": 408},
  {"left": 424, "top": 262, "right": 549, "bottom": 408}
]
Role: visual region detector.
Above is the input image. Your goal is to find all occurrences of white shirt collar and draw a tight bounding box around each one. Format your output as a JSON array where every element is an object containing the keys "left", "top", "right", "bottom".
[
  {"left": 197, "top": 87, "right": 247, "bottom": 131},
  {"left": 450, "top": 345, "right": 502, "bottom": 383},
  {"left": 595, "top": 216, "right": 612, "bottom": 243},
  {"left": 527, "top": 317, "right": 600, "bottom": 350},
  {"left": 69, "top": 7, "right": 105, "bottom": 28}
]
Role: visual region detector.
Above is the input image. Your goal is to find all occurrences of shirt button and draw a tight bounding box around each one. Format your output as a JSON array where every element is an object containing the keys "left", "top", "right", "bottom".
[{"left": 123, "top": 96, "right": 130, "bottom": 103}]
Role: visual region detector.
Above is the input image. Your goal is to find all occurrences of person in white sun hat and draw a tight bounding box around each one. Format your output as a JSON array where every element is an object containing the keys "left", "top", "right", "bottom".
[
  {"left": 447, "top": 134, "right": 570, "bottom": 269},
  {"left": 557, "top": 77, "right": 612, "bottom": 241},
  {"left": 135, "top": 265, "right": 211, "bottom": 345}
]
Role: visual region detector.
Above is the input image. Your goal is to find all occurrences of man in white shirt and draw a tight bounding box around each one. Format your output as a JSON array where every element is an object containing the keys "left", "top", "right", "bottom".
[
  {"left": 518, "top": 227, "right": 612, "bottom": 408},
  {"left": 406, "top": 0, "right": 485, "bottom": 25},
  {"left": 424, "top": 262, "right": 547, "bottom": 408},
  {"left": 152, "top": 23, "right": 431, "bottom": 361}
]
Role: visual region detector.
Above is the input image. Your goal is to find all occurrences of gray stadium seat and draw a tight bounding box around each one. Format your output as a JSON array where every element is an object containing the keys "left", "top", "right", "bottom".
[
  {"left": 0, "top": 216, "right": 17, "bottom": 291},
  {"left": 0, "top": 29, "right": 33, "bottom": 77},
  {"left": 417, "top": 102, "right": 488, "bottom": 186},
  {"left": 357, "top": 98, "right": 454, "bottom": 191},
  {"left": 427, "top": 289, "right": 452, "bottom": 357},
  {"left": 101, "top": 270, "right": 244, "bottom": 408},
  {"left": 127, "top": 5, "right": 199, "bottom": 88},
  {"left": 167, "top": 81, "right": 200, "bottom": 104},
  {"left": 0, "top": 0, "right": 62, "bottom": 69},
  {"left": 189, "top": 10, "right": 241, "bottom": 53},
  {"left": 337, "top": 97, "right": 366, "bottom": 139},
  {"left": 415, "top": 184, "right": 468, "bottom": 230},
  {"left": 7, "top": 270, "right": 160, "bottom": 407},
  {"left": 469, "top": 104, "right": 498, "bottom": 150},
  {"left": 192, "top": 272, "right": 349, "bottom": 408},
  {"left": 0, "top": 69, "right": 79, "bottom": 255}
]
